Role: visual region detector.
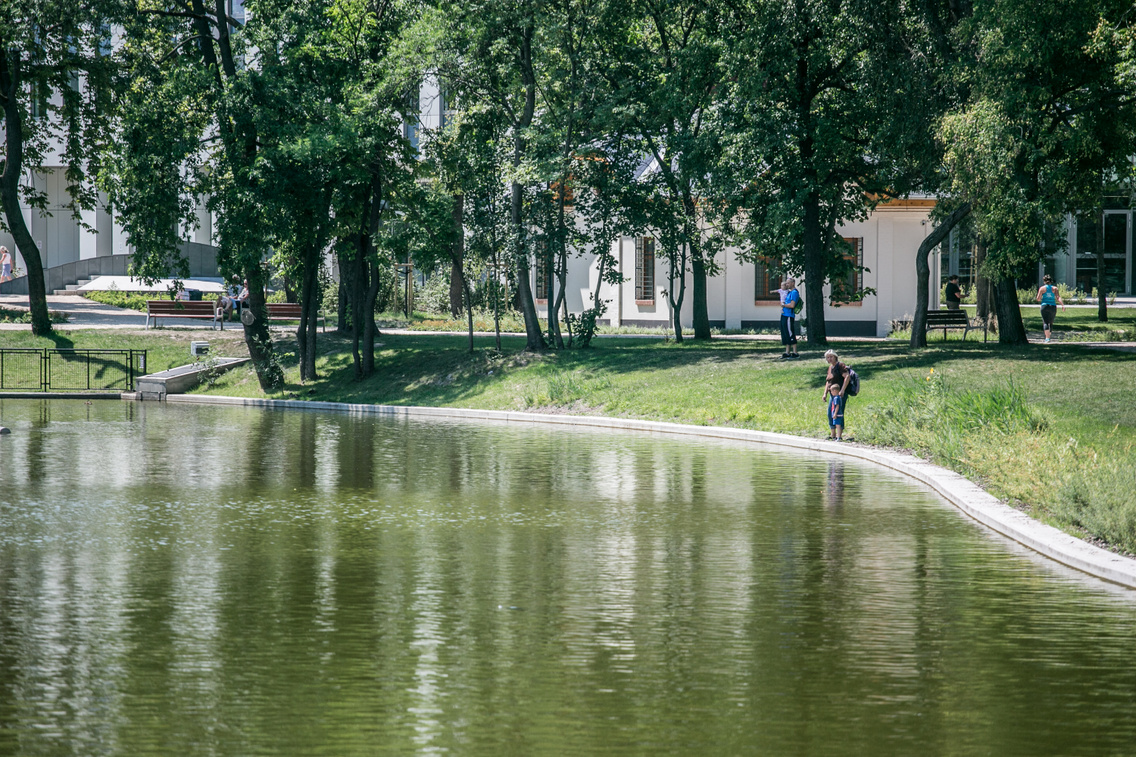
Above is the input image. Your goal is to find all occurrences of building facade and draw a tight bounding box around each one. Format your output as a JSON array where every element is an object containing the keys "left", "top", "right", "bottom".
[{"left": 533, "top": 199, "right": 938, "bottom": 338}]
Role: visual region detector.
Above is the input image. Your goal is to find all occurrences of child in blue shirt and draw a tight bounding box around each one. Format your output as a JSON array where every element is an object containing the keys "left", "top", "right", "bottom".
[{"left": 825, "top": 382, "right": 844, "bottom": 441}]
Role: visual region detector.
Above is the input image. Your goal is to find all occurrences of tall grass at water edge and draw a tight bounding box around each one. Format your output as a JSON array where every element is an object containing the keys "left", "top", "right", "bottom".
[
  {"left": 860, "top": 368, "right": 1045, "bottom": 469},
  {"left": 858, "top": 367, "right": 1136, "bottom": 553}
]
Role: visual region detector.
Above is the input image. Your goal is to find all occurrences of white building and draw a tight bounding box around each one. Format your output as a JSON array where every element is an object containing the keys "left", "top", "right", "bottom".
[{"left": 528, "top": 198, "right": 938, "bottom": 338}]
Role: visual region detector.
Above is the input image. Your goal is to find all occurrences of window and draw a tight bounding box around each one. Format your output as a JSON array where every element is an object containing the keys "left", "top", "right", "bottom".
[
  {"left": 30, "top": 80, "right": 50, "bottom": 119},
  {"left": 403, "top": 88, "right": 419, "bottom": 152},
  {"left": 754, "top": 256, "right": 781, "bottom": 301},
  {"left": 534, "top": 255, "right": 548, "bottom": 300},
  {"left": 635, "top": 237, "right": 655, "bottom": 302},
  {"left": 832, "top": 237, "right": 863, "bottom": 303},
  {"left": 439, "top": 81, "right": 455, "bottom": 130}
]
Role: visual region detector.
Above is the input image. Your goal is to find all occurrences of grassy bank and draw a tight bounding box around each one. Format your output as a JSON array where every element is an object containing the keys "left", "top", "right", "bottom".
[{"left": 5, "top": 326, "right": 1135, "bottom": 554}]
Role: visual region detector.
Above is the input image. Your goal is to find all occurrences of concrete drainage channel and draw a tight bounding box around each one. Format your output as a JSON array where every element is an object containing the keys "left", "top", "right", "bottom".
[
  {"left": 137, "top": 394, "right": 1135, "bottom": 591},
  {"left": 130, "top": 358, "right": 250, "bottom": 401}
]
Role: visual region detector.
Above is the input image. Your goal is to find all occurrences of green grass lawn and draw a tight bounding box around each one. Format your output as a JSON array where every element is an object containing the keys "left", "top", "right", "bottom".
[
  {"left": 0, "top": 329, "right": 251, "bottom": 377},
  {"left": 5, "top": 326, "right": 1135, "bottom": 555}
]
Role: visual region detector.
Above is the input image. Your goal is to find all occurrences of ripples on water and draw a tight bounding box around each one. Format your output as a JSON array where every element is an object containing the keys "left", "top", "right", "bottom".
[{"left": 0, "top": 399, "right": 1134, "bottom": 755}]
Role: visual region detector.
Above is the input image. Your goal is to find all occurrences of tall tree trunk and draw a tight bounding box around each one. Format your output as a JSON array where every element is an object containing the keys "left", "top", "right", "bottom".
[
  {"left": 350, "top": 231, "right": 367, "bottom": 380},
  {"left": 242, "top": 264, "right": 284, "bottom": 391},
  {"left": 802, "top": 192, "right": 827, "bottom": 346},
  {"left": 593, "top": 225, "right": 611, "bottom": 313},
  {"left": 362, "top": 259, "right": 381, "bottom": 378},
  {"left": 449, "top": 193, "right": 465, "bottom": 318},
  {"left": 361, "top": 176, "right": 384, "bottom": 378},
  {"left": 975, "top": 238, "right": 993, "bottom": 321},
  {"left": 297, "top": 241, "right": 321, "bottom": 382},
  {"left": 463, "top": 273, "right": 475, "bottom": 353},
  {"left": 993, "top": 277, "right": 1028, "bottom": 344},
  {"left": 493, "top": 251, "right": 502, "bottom": 352},
  {"left": 512, "top": 22, "right": 543, "bottom": 351},
  {"left": 680, "top": 195, "right": 711, "bottom": 340},
  {"left": 690, "top": 248, "right": 711, "bottom": 340},
  {"left": 336, "top": 254, "right": 350, "bottom": 335},
  {"left": 1096, "top": 210, "right": 1108, "bottom": 322},
  {"left": 668, "top": 242, "right": 687, "bottom": 343},
  {"left": 544, "top": 238, "right": 561, "bottom": 348},
  {"left": 0, "top": 51, "right": 51, "bottom": 335},
  {"left": 912, "top": 203, "right": 971, "bottom": 347},
  {"left": 512, "top": 182, "right": 543, "bottom": 350}
]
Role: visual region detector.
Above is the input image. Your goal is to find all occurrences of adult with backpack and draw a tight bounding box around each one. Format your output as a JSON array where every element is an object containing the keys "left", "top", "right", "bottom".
[
  {"left": 1035, "top": 275, "right": 1065, "bottom": 343},
  {"left": 775, "top": 277, "right": 802, "bottom": 359},
  {"left": 822, "top": 349, "right": 859, "bottom": 441}
]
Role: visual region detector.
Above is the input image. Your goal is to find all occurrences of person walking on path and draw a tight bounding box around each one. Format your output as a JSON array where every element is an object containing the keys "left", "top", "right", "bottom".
[
  {"left": 0, "top": 246, "right": 12, "bottom": 283},
  {"left": 774, "top": 277, "right": 801, "bottom": 359},
  {"left": 823, "top": 349, "right": 852, "bottom": 440},
  {"left": 945, "top": 274, "right": 962, "bottom": 310},
  {"left": 1035, "top": 275, "right": 1065, "bottom": 343}
]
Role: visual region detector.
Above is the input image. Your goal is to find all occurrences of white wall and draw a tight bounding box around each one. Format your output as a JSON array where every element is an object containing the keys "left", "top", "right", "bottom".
[{"left": 535, "top": 203, "right": 934, "bottom": 337}]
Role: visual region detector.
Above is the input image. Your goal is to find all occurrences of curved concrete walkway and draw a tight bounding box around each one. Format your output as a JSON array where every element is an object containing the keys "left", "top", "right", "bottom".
[{"left": 150, "top": 393, "right": 1136, "bottom": 590}]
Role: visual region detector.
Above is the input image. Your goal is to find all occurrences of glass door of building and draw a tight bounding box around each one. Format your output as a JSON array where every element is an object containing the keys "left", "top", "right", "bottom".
[{"left": 1076, "top": 211, "right": 1131, "bottom": 296}]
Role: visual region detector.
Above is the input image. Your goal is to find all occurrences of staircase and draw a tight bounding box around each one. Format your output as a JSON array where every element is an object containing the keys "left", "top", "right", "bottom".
[{"left": 54, "top": 279, "right": 93, "bottom": 295}]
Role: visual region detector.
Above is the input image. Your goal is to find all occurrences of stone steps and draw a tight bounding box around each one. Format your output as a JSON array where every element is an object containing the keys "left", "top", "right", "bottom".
[{"left": 53, "top": 278, "right": 91, "bottom": 295}]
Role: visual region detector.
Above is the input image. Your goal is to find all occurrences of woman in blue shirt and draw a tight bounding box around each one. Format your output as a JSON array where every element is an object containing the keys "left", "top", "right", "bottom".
[{"left": 1035, "top": 275, "right": 1065, "bottom": 343}]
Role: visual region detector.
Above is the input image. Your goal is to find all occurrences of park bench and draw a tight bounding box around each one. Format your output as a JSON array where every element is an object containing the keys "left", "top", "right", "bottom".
[
  {"left": 925, "top": 309, "right": 972, "bottom": 341},
  {"left": 146, "top": 299, "right": 223, "bottom": 330},
  {"left": 266, "top": 302, "right": 325, "bottom": 332}
]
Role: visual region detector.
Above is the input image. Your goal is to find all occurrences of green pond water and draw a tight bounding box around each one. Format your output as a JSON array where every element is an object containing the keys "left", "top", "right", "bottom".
[{"left": 0, "top": 398, "right": 1134, "bottom": 756}]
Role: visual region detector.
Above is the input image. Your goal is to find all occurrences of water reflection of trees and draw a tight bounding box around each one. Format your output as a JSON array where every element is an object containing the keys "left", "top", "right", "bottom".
[{"left": 2, "top": 408, "right": 1136, "bottom": 752}]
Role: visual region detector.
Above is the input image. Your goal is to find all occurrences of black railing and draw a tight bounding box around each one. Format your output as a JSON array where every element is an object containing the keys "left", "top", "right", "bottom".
[{"left": 0, "top": 349, "right": 146, "bottom": 392}]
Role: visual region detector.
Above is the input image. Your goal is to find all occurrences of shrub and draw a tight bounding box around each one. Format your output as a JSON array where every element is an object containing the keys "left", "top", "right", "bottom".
[
  {"left": 414, "top": 271, "right": 453, "bottom": 315},
  {"left": 83, "top": 290, "right": 153, "bottom": 312}
]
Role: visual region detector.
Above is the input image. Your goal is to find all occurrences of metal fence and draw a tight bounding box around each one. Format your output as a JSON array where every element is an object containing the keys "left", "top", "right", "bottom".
[{"left": 0, "top": 349, "right": 147, "bottom": 392}]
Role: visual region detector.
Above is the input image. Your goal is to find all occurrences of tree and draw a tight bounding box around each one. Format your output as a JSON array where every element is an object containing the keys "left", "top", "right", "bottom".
[
  {"left": 321, "top": 0, "right": 419, "bottom": 380},
  {"left": 117, "top": 0, "right": 283, "bottom": 390},
  {"left": 423, "top": 0, "right": 549, "bottom": 351},
  {"left": 940, "top": 0, "right": 1136, "bottom": 343},
  {"left": 567, "top": 136, "right": 644, "bottom": 346},
  {"left": 0, "top": 0, "right": 122, "bottom": 335},
  {"left": 722, "top": 0, "right": 933, "bottom": 347},
  {"left": 601, "top": 0, "right": 724, "bottom": 341}
]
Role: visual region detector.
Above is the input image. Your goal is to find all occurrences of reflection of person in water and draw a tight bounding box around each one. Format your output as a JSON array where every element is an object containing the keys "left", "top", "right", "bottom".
[{"left": 824, "top": 460, "right": 845, "bottom": 509}]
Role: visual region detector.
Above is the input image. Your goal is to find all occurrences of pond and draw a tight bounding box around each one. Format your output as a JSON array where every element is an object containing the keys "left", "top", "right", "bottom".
[{"left": 0, "top": 399, "right": 1134, "bottom": 756}]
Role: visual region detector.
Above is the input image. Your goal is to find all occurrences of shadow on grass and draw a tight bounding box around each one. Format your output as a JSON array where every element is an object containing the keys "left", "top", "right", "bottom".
[
  {"left": 46, "top": 332, "right": 75, "bottom": 349},
  {"left": 268, "top": 328, "right": 1136, "bottom": 407}
]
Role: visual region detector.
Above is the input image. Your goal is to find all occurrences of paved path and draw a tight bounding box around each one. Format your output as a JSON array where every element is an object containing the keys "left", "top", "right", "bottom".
[
  {"left": 3, "top": 294, "right": 1135, "bottom": 352},
  {"left": 0, "top": 294, "right": 243, "bottom": 331}
]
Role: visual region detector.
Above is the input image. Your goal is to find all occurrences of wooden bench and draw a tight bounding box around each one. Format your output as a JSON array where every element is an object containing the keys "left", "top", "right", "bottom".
[
  {"left": 146, "top": 300, "right": 223, "bottom": 330},
  {"left": 266, "top": 302, "right": 325, "bottom": 332},
  {"left": 925, "top": 309, "right": 971, "bottom": 341}
]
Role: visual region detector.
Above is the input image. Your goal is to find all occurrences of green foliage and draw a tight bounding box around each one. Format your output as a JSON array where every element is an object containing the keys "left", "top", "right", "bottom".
[
  {"left": 940, "top": 0, "right": 1136, "bottom": 278},
  {"left": 1056, "top": 448, "right": 1136, "bottom": 553},
  {"left": 414, "top": 272, "right": 453, "bottom": 315},
  {"left": 0, "top": 307, "right": 68, "bottom": 324},
  {"left": 565, "top": 305, "right": 604, "bottom": 348},
  {"left": 82, "top": 291, "right": 153, "bottom": 312}
]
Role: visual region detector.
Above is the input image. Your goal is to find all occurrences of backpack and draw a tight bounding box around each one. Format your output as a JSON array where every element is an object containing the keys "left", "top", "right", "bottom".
[
  {"left": 792, "top": 291, "right": 804, "bottom": 316},
  {"left": 846, "top": 367, "right": 860, "bottom": 397}
]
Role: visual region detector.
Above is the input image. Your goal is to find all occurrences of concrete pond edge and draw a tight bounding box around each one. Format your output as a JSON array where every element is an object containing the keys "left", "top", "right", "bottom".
[{"left": 141, "top": 393, "right": 1136, "bottom": 591}]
